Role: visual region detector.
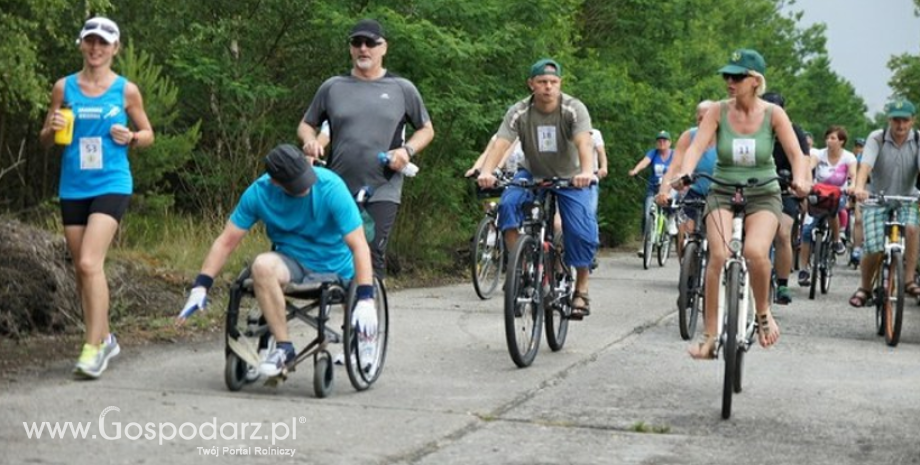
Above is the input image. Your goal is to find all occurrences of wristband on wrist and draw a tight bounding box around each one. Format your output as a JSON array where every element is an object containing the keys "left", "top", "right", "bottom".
[
  {"left": 402, "top": 144, "right": 415, "bottom": 158},
  {"left": 193, "top": 273, "right": 214, "bottom": 290},
  {"left": 356, "top": 284, "right": 374, "bottom": 300}
]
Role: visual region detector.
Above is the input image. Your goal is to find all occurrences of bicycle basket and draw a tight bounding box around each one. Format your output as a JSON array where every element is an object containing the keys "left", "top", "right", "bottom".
[{"left": 807, "top": 184, "right": 842, "bottom": 216}]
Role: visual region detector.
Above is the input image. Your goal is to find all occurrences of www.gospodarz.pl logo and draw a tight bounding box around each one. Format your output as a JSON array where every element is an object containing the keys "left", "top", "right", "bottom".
[{"left": 23, "top": 405, "right": 305, "bottom": 449}]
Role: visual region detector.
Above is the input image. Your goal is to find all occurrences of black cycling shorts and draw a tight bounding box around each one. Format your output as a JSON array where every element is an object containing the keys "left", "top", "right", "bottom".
[
  {"left": 60, "top": 194, "right": 131, "bottom": 226},
  {"left": 781, "top": 195, "right": 800, "bottom": 218}
]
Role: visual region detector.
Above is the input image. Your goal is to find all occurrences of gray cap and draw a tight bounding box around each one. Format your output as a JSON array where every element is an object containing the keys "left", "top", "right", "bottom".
[{"left": 264, "top": 144, "right": 316, "bottom": 194}]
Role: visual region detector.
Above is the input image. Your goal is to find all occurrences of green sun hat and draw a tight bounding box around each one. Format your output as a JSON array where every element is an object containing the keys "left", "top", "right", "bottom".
[
  {"left": 530, "top": 58, "right": 562, "bottom": 78},
  {"left": 717, "top": 49, "right": 766, "bottom": 76},
  {"left": 885, "top": 97, "right": 916, "bottom": 118}
]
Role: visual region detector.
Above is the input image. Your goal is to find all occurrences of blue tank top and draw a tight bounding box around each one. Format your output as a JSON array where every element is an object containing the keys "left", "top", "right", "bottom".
[
  {"left": 689, "top": 128, "right": 717, "bottom": 195},
  {"left": 60, "top": 74, "right": 132, "bottom": 198}
]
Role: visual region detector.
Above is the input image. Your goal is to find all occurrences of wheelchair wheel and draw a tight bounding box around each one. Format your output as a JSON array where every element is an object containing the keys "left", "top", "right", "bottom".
[
  {"left": 225, "top": 352, "right": 249, "bottom": 392},
  {"left": 313, "top": 351, "right": 334, "bottom": 398},
  {"left": 343, "top": 276, "right": 389, "bottom": 391}
]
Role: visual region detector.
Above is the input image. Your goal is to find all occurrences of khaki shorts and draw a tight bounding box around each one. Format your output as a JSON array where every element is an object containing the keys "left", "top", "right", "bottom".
[{"left": 705, "top": 190, "right": 782, "bottom": 222}]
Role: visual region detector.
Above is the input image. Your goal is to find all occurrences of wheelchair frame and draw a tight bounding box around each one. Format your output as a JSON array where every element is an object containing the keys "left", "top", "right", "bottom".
[{"left": 223, "top": 266, "right": 389, "bottom": 397}]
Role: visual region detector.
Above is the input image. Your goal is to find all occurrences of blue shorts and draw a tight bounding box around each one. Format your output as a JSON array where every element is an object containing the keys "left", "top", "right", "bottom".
[{"left": 497, "top": 170, "right": 599, "bottom": 268}]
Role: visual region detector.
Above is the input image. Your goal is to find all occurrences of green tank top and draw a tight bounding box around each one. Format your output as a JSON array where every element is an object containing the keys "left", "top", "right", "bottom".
[{"left": 714, "top": 101, "right": 778, "bottom": 194}]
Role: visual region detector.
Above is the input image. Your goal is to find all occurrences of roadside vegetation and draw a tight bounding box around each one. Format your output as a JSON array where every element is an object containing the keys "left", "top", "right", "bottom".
[{"left": 2, "top": 0, "right": 919, "bottom": 351}]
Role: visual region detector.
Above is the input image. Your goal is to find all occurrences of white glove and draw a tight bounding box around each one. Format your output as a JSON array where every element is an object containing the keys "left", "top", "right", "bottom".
[
  {"left": 352, "top": 299, "right": 378, "bottom": 339},
  {"left": 177, "top": 287, "right": 208, "bottom": 322}
]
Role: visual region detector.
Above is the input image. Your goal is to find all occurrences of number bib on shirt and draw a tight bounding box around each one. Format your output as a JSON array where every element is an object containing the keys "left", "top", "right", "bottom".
[
  {"left": 732, "top": 138, "right": 756, "bottom": 167},
  {"left": 537, "top": 126, "right": 558, "bottom": 152},
  {"left": 79, "top": 137, "right": 104, "bottom": 170}
]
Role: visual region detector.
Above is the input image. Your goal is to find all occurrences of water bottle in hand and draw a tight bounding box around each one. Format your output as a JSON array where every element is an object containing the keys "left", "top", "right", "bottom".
[{"left": 378, "top": 152, "right": 419, "bottom": 177}]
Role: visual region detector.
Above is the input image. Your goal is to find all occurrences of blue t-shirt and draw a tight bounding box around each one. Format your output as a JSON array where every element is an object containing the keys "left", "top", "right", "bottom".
[
  {"left": 60, "top": 74, "right": 132, "bottom": 198},
  {"left": 644, "top": 149, "right": 673, "bottom": 195},
  {"left": 229, "top": 168, "right": 363, "bottom": 279},
  {"left": 689, "top": 128, "right": 717, "bottom": 195}
]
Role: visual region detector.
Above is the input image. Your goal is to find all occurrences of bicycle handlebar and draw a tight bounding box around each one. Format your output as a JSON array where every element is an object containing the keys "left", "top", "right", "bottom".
[
  {"left": 673, "top": 173, "right": 781, "bottom": 190},
  {"left": 862, "top": 193, "right": 920, "bottom": 206},
  {"left": 509, "top": 177, "right": 598, "bottom": 190}
]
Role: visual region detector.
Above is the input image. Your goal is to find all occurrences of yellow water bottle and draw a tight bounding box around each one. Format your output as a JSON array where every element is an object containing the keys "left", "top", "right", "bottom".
[{"left": 55, "top": 104, "right": 74, "bottom": 146}]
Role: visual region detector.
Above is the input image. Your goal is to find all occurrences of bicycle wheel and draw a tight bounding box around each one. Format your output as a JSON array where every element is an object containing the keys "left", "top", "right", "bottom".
[
  {"left": 722, "top": 262, "right": 742, "bottom": 420},
  {"left": 642, "top": 211, "right": 655, "bottom": 270},
  {"left": 544, "top": 235, "right": 571, "bottom": 351},
  {"left": 808, "top": 230, "right": 822, "bottom": 300},
  {"left": 657, "top": 227, "right": 671, "bottom": 267},
  {"left": 471, "top": 216, "right": 504, "bottom": 300},
  {"left": 677, "top": 241, "right": 702, "bottom": 340},
  {"left": 505, "top": 235, "right": 544, "bottom": 367},
  {"left": 820, "top": 237, "right": 834, "bottom": 294},
  {"left": 884, "top": 249, "right": 905, "bottom": 347},
  {"left": 343, "top": 276, "right": 389, "bottom": 391}
]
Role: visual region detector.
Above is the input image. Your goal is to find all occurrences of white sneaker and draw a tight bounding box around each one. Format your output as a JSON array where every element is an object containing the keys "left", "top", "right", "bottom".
[
  {"left": 667, "top": 217, "right": 679, "bottom": 236},
  {"left": 259, "top": 346, "right": 294, "bottom": 377}
]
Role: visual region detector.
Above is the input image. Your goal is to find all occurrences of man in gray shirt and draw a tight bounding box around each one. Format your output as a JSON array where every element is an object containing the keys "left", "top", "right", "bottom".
[
  {"left": 849, "top": 97, "right": 919, "bottom": 307},
  {"left": 299, "top": 19, "right": 435, "bottom": 278},
  {"left": 477, "top": 59, "right": 598, "bottom": 319}
]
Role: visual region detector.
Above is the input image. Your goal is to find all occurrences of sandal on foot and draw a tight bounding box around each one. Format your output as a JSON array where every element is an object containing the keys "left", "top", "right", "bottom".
[
  {"left": 756, "top": 312, "right": 780, "bottom": 348},
  {"left": 849, "top": 288, "right": 870, "bottom": 307},
  {"left": 688, "top": 333, "right": 716, "bottom": 360},
  {"left": 570, "top": 291, "right": 591, "bottom": 320},
  {"left": 906, "top": 282, "right": 920, "bottom": 297}
]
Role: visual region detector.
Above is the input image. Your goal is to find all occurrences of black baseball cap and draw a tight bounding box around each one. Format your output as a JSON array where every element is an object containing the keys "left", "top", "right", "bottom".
[
  {"left": 264, "top": 144, "right": 316, "bottom": 195},
  {"left": 350, "top": 19, "right": 386, "bottom": 41}
]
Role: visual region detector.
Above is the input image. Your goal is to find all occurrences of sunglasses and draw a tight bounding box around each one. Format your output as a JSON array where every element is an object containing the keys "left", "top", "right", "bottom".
[
  {"left": 349, "top": 37, "right": 383, "bottom": 49},
  {"left": 722, "top": 73, "right": 749, "bottom": 83},
  {"left": 83, "top": 21, "right": 117, "bottom": 35}
]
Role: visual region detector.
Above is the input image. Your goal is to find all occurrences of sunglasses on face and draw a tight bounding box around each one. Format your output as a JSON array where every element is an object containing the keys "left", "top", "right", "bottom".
[
  {"left": 83, "top": 21, "right": 117, "bottom": 35},
  {"left": 349, "top": 37, "right": 382, "bottom": 49},
  {"left": 722, "top": 73, "right": 748, "bottom": 83}
]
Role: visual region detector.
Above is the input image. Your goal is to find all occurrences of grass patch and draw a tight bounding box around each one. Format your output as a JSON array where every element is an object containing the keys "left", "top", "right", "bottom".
[{"left": 630, "top": 421, "right": 671, "bottom": 434}]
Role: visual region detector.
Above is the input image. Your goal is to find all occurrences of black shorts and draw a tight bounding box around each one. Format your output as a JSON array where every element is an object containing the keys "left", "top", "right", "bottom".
[
  {"left": 60, "top": 194, "right": 131, "bottom": 226},
  {"left": 781, "top": 195, "right": 800, "bottom": 218}
]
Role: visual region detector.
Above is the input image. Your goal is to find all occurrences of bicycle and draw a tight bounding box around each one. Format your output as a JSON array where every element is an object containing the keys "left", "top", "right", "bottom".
[
  {"left": 469, "top": 170, "right": 512, "bottom": 300},
  {"left": 642, "top": 196, "right": 676, "bottom": 269},
  {"left": 504, "top": 177, "right": 583, "bottom": 368},
  {"left": 681, "top": 173, "right": 782, "bottom": 419},
  {"left": 864, "top": 193, "right": 918, "bottom": 347},
  {"left": 676, "top": 196, "right": 708, "bottom": 340},
  {"left": 802, "top": 185, "right": 842, "bottom": 300}
]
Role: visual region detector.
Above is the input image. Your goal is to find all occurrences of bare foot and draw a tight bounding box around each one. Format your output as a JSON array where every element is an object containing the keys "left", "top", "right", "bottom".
[
  {"left": 757, "top": 311, "right": 780, "bottom": 348},
  {"left": 687, "top": 333, "right": 716, "bottom": 359}
]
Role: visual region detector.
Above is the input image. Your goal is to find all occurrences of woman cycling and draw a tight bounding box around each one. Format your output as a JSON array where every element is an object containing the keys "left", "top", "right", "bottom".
[
  {"left": 797, "top": 126, "right": 857, "bottom": 286},
  {"left": 658, "top": 49, "right": 811, "bottom": 359}
]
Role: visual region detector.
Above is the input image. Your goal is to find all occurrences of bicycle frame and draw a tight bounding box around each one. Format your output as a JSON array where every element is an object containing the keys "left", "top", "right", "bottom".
[
  {"left": 684, "top": 173, "right": 781, "bottom": 419},
  {"left": 714, "top": 194, "right": 755, "bottom": 355},
  {"left": 518, "top": 182, "right": 565, "bottom": 308},
  {"left": 865, "top": 193, "right": 917, "bottom": 346}
]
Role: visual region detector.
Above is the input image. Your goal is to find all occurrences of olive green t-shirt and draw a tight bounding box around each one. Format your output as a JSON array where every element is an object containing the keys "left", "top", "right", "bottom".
[
  {"left": 714, "top": 101, "right": 779, "bottom": 195},
  {"left": 496, "top": 93, "right": 592, "bottom": 179}
]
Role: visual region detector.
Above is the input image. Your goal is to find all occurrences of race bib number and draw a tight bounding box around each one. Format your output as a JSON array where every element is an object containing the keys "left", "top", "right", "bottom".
[
  {"left": 537, "top": 126, "right": 558, "bottom": 152},
  {"left": 79, "top": 137, "right": 103, "bottom": 170},
  {"left": 654, "top": 163, "right": 666, "bottom": 177},
  {"left": 732, "top": 139, "right": 756, "bottom": 167}
]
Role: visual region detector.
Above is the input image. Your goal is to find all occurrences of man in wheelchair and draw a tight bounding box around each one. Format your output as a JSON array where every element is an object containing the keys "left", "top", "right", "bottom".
[{"left": 176, "top": 144, "right": 377, "bottom": 378}]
